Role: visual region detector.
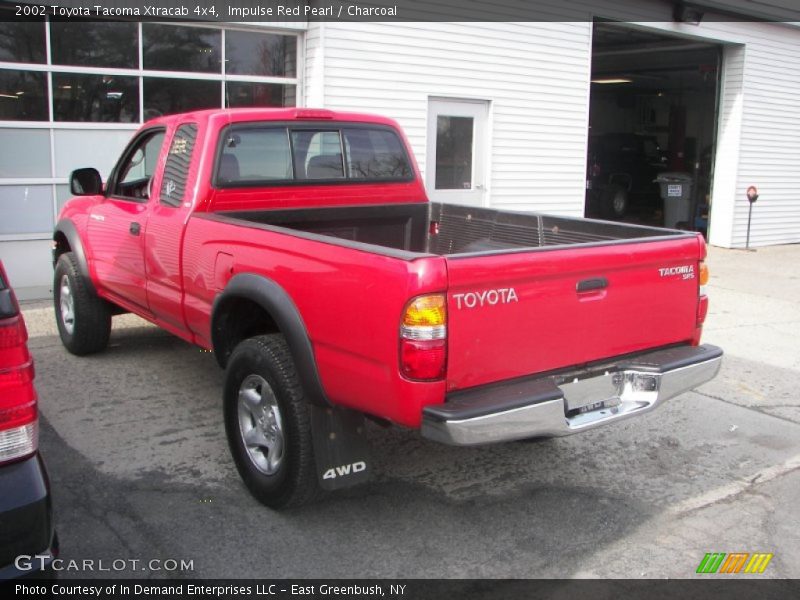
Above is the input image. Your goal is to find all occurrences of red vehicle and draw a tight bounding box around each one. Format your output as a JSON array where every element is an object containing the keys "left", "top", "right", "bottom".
[
  {"left": 0, "top": 261, "right": 57, "bottom": 578},
  {"left": 53, "top": 108, "right": 722, "bottom": 508}
]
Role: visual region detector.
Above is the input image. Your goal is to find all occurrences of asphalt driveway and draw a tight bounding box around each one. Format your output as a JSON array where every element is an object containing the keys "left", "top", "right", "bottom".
[{"left": 20, "top": 243, "right": 800, "bottom": 579}]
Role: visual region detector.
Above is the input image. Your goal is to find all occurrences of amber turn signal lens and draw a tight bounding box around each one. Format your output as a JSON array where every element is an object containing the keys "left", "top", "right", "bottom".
[
  {"left": 402, "top": 294, "right": 446, "bottom": 327},
  {"left": 699, "top": 262, "right": 709, "bottom": 286}
]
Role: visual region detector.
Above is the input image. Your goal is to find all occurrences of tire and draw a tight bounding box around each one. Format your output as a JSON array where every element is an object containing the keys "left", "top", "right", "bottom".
[
  {"left": 604, "top": 186, "right": 628, "bottom": 219},
  {"left": 53, "top": 252, "right": 111, "bottom": 355},
  {"left": 223, "top": 334, "right": 322, "bottom": 509}
]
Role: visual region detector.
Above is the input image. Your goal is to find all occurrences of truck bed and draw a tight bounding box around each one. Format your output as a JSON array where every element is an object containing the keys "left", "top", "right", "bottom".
[
  {"left": 209, "top": 201, "right": 704, "bottom": 395},
  {"left": 215, "top": 202, "right": 692, "bottom": 258}
]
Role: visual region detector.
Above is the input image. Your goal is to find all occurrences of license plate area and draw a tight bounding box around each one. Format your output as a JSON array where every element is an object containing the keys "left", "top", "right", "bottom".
[{"left": 558, "top": 371, "right": 623, "bottom": 416}]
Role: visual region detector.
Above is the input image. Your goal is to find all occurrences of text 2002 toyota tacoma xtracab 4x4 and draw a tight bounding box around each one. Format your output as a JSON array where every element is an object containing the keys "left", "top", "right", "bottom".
[{"left": 52, "top": 108, "right": 722, "bottom": 508}]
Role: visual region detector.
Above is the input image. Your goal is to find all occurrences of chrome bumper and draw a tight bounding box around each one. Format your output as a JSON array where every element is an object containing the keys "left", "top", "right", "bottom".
[{"left": 421, "top": 344, "right": 723, "bottom": 446}]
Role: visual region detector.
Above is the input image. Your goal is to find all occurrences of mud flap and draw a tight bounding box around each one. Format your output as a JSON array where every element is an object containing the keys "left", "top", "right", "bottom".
[{"left": 310, "top": 405, "right": 371, "bottom": 491}]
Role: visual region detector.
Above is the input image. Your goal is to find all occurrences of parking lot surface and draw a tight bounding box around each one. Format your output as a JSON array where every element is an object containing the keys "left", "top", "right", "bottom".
[{"left": 20, "top": 244, "right": 800, "bottom": 579}]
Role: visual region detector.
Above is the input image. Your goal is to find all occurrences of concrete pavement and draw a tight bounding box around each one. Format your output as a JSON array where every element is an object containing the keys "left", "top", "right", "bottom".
[{"left": 18, "top": 243, "right": 800, "bottom": 579}]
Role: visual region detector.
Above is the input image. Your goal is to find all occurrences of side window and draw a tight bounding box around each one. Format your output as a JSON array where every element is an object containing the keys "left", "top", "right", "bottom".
[
  {"left": 291, "top": 130, "right": 344, "bottom": 180},
  {"left": 160, "top": 123, "right": 198, "bottom": 207},
  {"left": 218, "top": 127, "right": 293, "bottom": 184},
  {"left": 110, "top": 129, "right": 166, "bottom": 200}
]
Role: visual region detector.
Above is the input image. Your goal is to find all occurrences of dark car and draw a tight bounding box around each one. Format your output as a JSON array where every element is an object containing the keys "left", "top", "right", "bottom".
[
  {"left": 0, "top": 262, "right": 57, "bottom": 580},
  {"left": 586, "top": 132, "right": 668, "bottom": 218}
]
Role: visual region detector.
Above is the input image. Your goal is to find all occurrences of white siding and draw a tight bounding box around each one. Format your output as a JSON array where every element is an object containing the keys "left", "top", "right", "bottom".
[
  {"left": 709, "top": 44, "right": 745, "bottom": 248},
  {"left": 730, "top": 23, "right": 800, "bottom": 247},
  {"left": 303, "top": 22, "right": 325, "bottom": 106},
  {"left": 308, "top": 21, "right": 594, "bottom": 216}
]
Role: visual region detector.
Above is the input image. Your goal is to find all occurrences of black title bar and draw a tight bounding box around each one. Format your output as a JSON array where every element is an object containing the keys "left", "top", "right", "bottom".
[{"left": 4, "top": 0, "right": 800, "bottom": 22}]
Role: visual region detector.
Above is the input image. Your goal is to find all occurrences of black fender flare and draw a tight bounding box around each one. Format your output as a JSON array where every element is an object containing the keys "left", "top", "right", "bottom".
[
  {"left": 211, "top": 274, "right": 330, "bottom": 407},
  {"left": 53, "top": 219, "right": 97, "bottom": 294}
]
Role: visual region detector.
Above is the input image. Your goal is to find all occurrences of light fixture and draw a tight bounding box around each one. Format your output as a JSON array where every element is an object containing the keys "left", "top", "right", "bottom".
[
  {"left": 591, "top": 78, "right": 633, "bottom": 84},
  {"left": 673, "top": 1, "right": 704, "bottom": 24},
  {"left": 0, "top": 93, "right": 20, "bottom": 99}
]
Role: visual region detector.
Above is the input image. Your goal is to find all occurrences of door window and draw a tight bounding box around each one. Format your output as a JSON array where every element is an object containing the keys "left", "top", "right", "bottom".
[
  {"left": 110, "top": 129, "right": 166, "bottom": 200},
  {"left": 435, "top": 116, "right": 474, "bottom": 190}
]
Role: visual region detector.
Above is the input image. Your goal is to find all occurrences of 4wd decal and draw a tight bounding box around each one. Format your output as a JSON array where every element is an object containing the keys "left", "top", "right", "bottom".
[{"left": 322, "top": 461, "right": 367, "bottom": 480}]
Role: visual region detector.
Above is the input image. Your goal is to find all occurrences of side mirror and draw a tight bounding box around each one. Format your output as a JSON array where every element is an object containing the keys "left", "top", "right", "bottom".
[{"left": 70, "top": 168, "right": 103, "bottom": 196}]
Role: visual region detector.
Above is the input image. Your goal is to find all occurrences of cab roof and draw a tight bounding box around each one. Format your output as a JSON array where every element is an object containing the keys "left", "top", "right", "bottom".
[{"left": 144, "top": 107, "right": 401, "bottom": 129}]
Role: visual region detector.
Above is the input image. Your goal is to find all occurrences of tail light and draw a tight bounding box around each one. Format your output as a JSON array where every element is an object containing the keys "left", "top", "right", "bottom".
[
  {"left": 697, "top": 261, "right": 709, "bottom": 325},
  {"left": 692, "top": 260, "right": 710, "bottom": 346},
  {"left": 399, "top": 294, "right": 447, "bottom": 381},
  {"left": 699, "top": 261, "right": 709, "bottom": 293},
  {"left": 0, "top": 272, "right": 38, "bottom": 464}
]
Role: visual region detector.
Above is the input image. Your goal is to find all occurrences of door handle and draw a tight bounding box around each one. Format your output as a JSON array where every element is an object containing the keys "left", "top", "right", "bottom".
[
  {"left": 129, "top": 222, "right": 141, "bottom": 236},
  {"left": 576, "top": 277, "right": 608, "bottom": 293}
]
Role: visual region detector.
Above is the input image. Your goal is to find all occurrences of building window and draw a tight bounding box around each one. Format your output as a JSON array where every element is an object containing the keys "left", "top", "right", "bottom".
[
  {"left": 143, "top": 24, "right": 222, "bottom": 74},
  {"left": 0, "top": 129, "right": 51, "bottom": 177},
  {"left": 0, "top": 185, "right": 54, "bottom": 234},
  {"left": 53, "top": 73, "right": 139, "bottom": 122},
  {"left": 0, "top": 20, "right": 47, "bottom": 64},
  {"left": 50, "top": 20, "right": 138, "bottom": 69},
  {"left": 0, "top": 70, "right": 48, "bottom": 121},
  {"left": 225, "top": 29, "right": 297, "bottom": 77},
  {"left": 226, "top": 81, "right": 296, "bottom": 108},
  {"left": 0, "top": 23, "right": 299, "bottom": 124},
  {"left": 144, "top": 77, "right": 221, "bottom": 119},
  {"left": 0, "top": 21, "right": 300, "bottom": 246}
]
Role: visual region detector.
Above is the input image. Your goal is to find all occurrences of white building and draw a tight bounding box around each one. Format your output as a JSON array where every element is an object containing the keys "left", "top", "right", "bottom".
[{"left": 2, "top": 1, "right": 800, "bottom": 298}]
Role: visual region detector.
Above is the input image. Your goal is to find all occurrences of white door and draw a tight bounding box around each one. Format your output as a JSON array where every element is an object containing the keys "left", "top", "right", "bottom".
[{"left": 426, "top": 98, "right": 489, "bottom": 207}]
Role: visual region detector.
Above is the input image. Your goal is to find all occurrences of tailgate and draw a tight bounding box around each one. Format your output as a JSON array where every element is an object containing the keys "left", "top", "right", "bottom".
[{"left": 445, "top": 236, "right": 704, "bottom": 391}]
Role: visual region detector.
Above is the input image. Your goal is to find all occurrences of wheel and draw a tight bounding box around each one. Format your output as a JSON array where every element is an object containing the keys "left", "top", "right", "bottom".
[
  {"left": 604, "top": 186, "right": 628, "bottom": 219},
  {"left": 223, "top": 334, "right": 322, "bottom": 509},
  {"left": 53, "top": 252, "right": 111, "bottom": 355}
]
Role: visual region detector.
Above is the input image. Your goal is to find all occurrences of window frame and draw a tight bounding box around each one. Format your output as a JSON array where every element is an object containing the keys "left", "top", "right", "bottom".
[
  {"left": 106, "top": 126, "right": 168, "bottom": 203},
  {"left": 212, "top": 122, "right": 415, "bottom": 189}
]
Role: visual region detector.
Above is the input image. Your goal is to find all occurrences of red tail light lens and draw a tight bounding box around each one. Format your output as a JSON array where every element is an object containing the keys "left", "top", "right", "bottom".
[
  {"left": 0, "top": 316, "right": 30, "bottom": 368},
  {"left": 400, "top": 339, "right": 446, "bottom": 380},
  {"left": 697, "top": 295, "right": 709, "bottom": 325},
  {"left": 0, "top": 309, "right": 38, "bottom": 463},
  {"left": 0, "top": 314, "right": 28, "bottom": 348}
]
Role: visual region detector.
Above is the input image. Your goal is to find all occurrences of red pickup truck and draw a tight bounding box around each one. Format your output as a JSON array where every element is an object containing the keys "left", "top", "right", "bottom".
[{"left": 53, "top": 108, "right": 722, "bottom": 508}]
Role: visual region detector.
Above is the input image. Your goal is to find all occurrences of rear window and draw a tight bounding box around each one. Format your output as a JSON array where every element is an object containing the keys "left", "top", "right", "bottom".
[{"left": 215, "top": 124, "right": 412, "bottom": 187}]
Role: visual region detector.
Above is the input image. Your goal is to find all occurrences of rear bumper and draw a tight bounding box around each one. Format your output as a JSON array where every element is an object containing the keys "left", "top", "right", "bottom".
[
  {"left": 422, "top": 344, "right": 723, "bottom": 446},
  {"left": 0, "top": 454, "right": 57, "bottom": 580}
]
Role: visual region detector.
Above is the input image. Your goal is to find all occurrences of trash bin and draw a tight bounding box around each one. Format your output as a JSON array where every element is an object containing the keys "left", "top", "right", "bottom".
[{"left": 655, "top": 172, "right": 693, "bottom": 228}]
